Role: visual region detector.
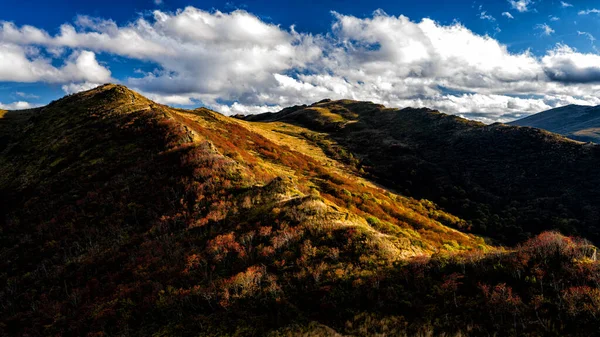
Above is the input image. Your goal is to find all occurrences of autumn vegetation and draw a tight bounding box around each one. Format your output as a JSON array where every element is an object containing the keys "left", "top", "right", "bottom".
[
  {"left": 1, "top": 85, "right": 599, "bottom": 336},
  {"left": 244, "top": 99, "right": 600, "bottom": 245}
]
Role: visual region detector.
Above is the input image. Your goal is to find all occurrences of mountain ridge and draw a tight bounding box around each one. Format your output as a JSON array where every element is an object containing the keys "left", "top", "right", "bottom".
[
  {"left": 1, "top": 84, "right": 491, "bottom": 335},
  {"left": 2, "top": 85, "right": 600, "bottom": 336},
  {"left": 239, "top": 99, "right": 600, "bottom": 244}
]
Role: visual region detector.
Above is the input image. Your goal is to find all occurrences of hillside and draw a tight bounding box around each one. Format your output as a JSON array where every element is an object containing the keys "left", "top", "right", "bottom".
[
  {"left": 241, "top": 100, "right": 600, "bottom": 245},
  {"left": 1, "top": 86, "right": 600, "bottom": 336},
  {"left": 0, "top": 85, "right": 486, "bottom": 336},
  {"left": 0, "top": 109, "right": 37, "bottom": 152},
  {"left": 509, "top": 104, "right": 600, "bottom": 142}
]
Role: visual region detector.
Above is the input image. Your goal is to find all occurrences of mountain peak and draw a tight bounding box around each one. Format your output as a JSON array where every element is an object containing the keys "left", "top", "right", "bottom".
[
  {"left": 45, "top": 83, "right": 161, "bottom": 119},
  {"left": 75, "top": 83, "right": 145, "bottom": 102},
  {"left": 69, "top": 83, "right": 133, "bottom": 98}
]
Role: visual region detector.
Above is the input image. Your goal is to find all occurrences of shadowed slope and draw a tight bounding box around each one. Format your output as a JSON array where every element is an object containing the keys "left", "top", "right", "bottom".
[
  {"left": 241, "top": 99, "right": 600, "bottom": 245},
  {"left": 0, "top": 108, "right": 38, "bottom": 152}
]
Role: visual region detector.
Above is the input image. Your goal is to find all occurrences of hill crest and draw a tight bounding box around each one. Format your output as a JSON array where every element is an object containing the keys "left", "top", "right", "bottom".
[
  {"left": 3, "top": 85, "right": 600, "bottom": 336},
  {"left": 238, "top": 98, "right": 600, "bottom": 245}
]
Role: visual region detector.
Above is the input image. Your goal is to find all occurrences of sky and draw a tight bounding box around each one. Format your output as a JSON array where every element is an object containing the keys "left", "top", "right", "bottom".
[{"left": 1, "top": 0, "right": 600, "bottom": 122}]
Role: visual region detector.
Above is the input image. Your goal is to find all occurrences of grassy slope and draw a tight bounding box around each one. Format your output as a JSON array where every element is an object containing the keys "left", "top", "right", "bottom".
[
  {"left": 3, "top": 87, "right": 600, "bottom": 336},
  {"left": 242, "top": 100, "right": 600, "bottom": 245},
  {"left": 0, "top": 85, "right": 491, "bottom": 336}
]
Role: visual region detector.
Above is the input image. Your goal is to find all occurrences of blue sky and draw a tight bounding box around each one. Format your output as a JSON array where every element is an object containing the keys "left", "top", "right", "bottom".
[{"left": 1, "top": 0, "right": 600, "bottom": 122}]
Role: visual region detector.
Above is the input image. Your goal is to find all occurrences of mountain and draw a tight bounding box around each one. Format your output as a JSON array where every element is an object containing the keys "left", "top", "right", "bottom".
[
  {"left": 509, "top": 104, "right": 600, "bottom": 142},
  {"left": 1, "top": 85, "right": 600, "bottom": 336},
  {"left": 241, "top": 100, "right": 600, "bottom": 245}
]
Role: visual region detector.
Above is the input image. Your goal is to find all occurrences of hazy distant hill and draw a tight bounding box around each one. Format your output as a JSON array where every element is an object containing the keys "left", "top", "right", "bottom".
[
  {"left": 509, "top": 104, "right": 600, "bottom": 142},
  {"left": 2, "top": 86, "right": 600, "bottom": 336}
]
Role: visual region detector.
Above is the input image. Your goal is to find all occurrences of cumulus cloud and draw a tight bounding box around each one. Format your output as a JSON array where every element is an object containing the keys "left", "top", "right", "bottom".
[
  {"left": 509, "top": 0, "right": 533, "bottom": 13},
  {"left": 3, "top": 8, "right": 600, "bottom": 122},
  {"left": 0, "top": 43, "right": 111, "bottom": 83},
  {"left": 61, "top": 81, "right": 105, "bottom": 94},
  {"left": 324, "top": 12, "right": 543, "bottom": 92},
  {"left": 502, "top": 12, "right": 514, "bottom": 19},
  {"left": 542, "top": 45, "right": 600, "bottom": 83},
  {"left": 0, "top": 100, "right": 37, "bottom": 110},
  {"left": 62, "top": 51, "right": 112, "bottom": 82},
  {"left": 561, "top": 1, "right": 573, "bottom": 7},
  {"left": 549, "top": 16, "right": 560, "bottom": 21}
]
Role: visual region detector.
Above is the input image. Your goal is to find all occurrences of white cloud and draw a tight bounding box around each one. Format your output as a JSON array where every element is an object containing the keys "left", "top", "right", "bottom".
[
  {"left": 154, "top": 0, "right": 163, "bottom": 4},
  {"left": 479, "top": 11, "right": 496, "bottom": 21},
  {"left": 578, "top": 31, "right": 596, "bottom": 44},
  {"left": 509, "top": 0, "right": 533, "bottom": 13},
  {"left": 447, "top": 94, "right": 551, "bottom": 123},
  {"left": 0, "top": 19, "right": 169, "bottom": 59},
  {"left": 561, "top": 1, "right": 573, "bottom": 7},
  {"left": 542, "top": 44, "right": 600, "bottom": 83},
  {"left": 62, "top": 51, "right": 112, "bottom": 83},
  {"left": 549, "top": 16, "right": 560, "bottom": 21},
  {"left": 46, "top": 46, "right": 65, "bottom": 57},
  {"left": 536, "top": 23, "right": 555, "bottom": 36},
  {"left": 3, "top": 8, "right": 600, "bottom": 122},
  {"left": 0, "top": 100, "right": 37, "bottom": 110},
  {"left": 215, "top": 102, "right": 284, "bottom": 115},
  {"left": 142, "top": 92, "right": 196, "bottom": 105},
  {"left": 61, "top": 81, "right": 105, "bottom": 94},
  {"left": 502, "top": 12, "right": 514, "bottom": 19},
  {"left": 0, "top": 43, "right": 111, "bottom": 83},
  {"left": 7, "top": 8, "right": 320, "bottom": 106},
  {"left": 578, "top": 9, "right": 600, "bottom": 15}
]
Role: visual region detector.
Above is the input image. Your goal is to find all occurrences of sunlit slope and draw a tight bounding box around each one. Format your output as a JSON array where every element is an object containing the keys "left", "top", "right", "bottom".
[
  {"left": 0, "top": 85, "right": 488, "bottom": 336},
  {"left": 241, "top": 99, "right": 600, "bottom": 245}
]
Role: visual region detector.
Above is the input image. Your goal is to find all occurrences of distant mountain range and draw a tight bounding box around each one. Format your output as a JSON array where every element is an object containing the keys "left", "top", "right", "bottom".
[
  {"left": 2, "top": 85, "right": 600, "bottom": 336},
  {"left": 510, "top": 104, "right": 600, "bottom": 142}
]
